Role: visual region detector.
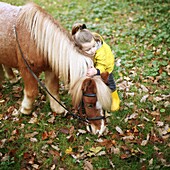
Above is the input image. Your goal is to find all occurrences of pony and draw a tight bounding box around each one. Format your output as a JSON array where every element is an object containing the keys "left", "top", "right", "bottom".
[
  {"left": 70, "top": 73, "right": 112, "bottom": 135},
  {"left": 0, "top": 2, "right": 93, "bottom": 114},
  {"left": 0, "top": 2, "right": 112, "bottom": 135}
]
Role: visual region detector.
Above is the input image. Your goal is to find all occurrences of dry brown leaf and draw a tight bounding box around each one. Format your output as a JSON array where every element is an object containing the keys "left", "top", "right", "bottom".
[
  {"left": 32, "top": 164, "right": 39, "bottom": 169},
  {"left": 25, "top": 132, "right": 38, "bottom": 138},
  {"left": 114, "top": 147, "right": 120, "bottom": 154},
  {"left": 120, "top": 154, "right": 129, "bottom": 159},
  {"left": 140, "top": 84, "right": 149, "bottom": 93},
  {"left": 83, "top": 160, "right": 93, "bottom": 170},
  {"left": 122, "top": 135, "right": 134, "bottom": 140},
  {"left": 115, "top": 126, "right": 124, "bottom": 135},
  {"left": 42, "top": 131, "right": 49, "bottom": 140},
  {"left": 0, "top": 139, "right": 7, "bottom": 148},
  {"left": 141, "top": 133, "right": 150, "bottom": 146},
  {"left": 0, "top": 99, "right": 5, "bottom": 104},
  {"left": 60, "top": 127, "right": 70, "bottom": 134},
  {"left": 30, "top": 138, "right": 38, "bottom": 142},
  {"left": 48, "top": 115, "right": 55, "bottom": 123},
  {"left": 11, "top": 109, "right": 20, "bottom": 116},
  {"left": 140, "top": 94, "right": 149, "bottom": 103},
  {"left": 28, "top": 117, "right": 38, "bottom": 124},
  {"left": 151, "top": 111, "right": 160, "bottom": 116},
  {"left": 51, "top": 145, "right": 60, "bottom": 151},
  {"left": 153, "top": 96, "right": 163, "bottom": 102},
  {"left": 48, "top": 130, "right": 56, "bottom": 139}
]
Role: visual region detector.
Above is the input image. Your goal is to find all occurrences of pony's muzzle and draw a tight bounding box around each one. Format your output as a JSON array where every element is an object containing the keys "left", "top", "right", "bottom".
[{"left": 86, "top": 124, "right": 106, "bottom": 136}]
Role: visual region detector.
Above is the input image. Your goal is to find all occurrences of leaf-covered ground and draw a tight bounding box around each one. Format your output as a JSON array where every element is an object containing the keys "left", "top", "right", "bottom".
[{"left": 0, "top": 0, "right": 169, "bottom": 169}]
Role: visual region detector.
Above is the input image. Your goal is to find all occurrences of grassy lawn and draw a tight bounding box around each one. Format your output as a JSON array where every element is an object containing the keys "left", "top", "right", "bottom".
[{"left": 0, "top": 0, "right": 169, "bottom": 169}]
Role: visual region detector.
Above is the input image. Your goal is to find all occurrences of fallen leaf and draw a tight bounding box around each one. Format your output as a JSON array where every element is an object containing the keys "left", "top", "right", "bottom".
[
  {"left": 28, "top": 117, "right": 38, "bottom": 124},
  {"left": 0, "top": 114, "right": 3, "bottom": 120},
  {"left": 126, "top": 92, "right": 135, "bottom": 97},
  {"left": 32, "top": 164, "right": 39, "bottom": 169},
  {"left": 156, "top": 121, "right": 164, "bottom": 127},
  {"left": 140, "top": 94, "right": 149, "bottom": 103},
  {"left": 97, "top": 150, "right": 106, "bottom": 156},
  {"left": 89, "top": 146, "right": 103, "bottom": 154},
  {"left": 149, "top": 158, "right": 153, "bottom": 165},
  {"left": 151, "top": 111, "right": 160, "bottom": 116},
  {"left": 0, "top": 139, "right": 7, "bottom": 148},
  {"left": 120, "top": 154, "right": 129, "bottom": 159},
  {"left": 122, "top": 135, "right": 134, "bottom": 140},
  {"left": 109, "top": 159, "right": 115, "bottom": 169},
  {"left": 65, "top": 147, "right": 72, "bottom": 154},
  {"left": 153, "top": 96, "right": 163, "bottom": 102},
  {"left": 140, "top": 84, "right": 149, "bottom": 92},
  {"left": 76, "top": 129, "right": 87, "bottom": 136},
  {"left": 25, "top": 132, "right": 39, "bottom": 138},
  {"left": 141, "top": 133, "right": 150, "bottom": 146},
  {"left": 42, "top": 131, "right": 49, "bottom": 140},
  {"left": 11, "top": 109, "right": 20, "bottom": 116},
  {"left": 0, "top": 99, "right": 5, "bottom": 104},
  {"left": 51, "top": 145, "right": 60, "bottom": 151},
  {"left": 51, "top": 164, "right": 56, "bottom": 170},
  {"left": 112, "top": 147, "right": 120, "bottom": 154},
  {"left": 30, "top": 138, "right": 38, "bottom": 142},
  {"left": 115, "top": 126, "right": 124, "bottom": 135},
  {"left": 48, "top": 115, "right": 55, "bottom": 123},
  {"left": 83, "top": 160, "right": 93, "bottom": 170},
  {"left": 60, "top": 127, "right": 70, "bottom": 134}
]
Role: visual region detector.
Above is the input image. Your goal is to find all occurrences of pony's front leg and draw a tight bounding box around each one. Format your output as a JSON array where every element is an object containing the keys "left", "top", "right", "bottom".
[
  {"left": 20, "top": 70, "right": 39, "bottom": 115},
  {"left": 45, "top": 71, "right": 65, "bottom": 114}
]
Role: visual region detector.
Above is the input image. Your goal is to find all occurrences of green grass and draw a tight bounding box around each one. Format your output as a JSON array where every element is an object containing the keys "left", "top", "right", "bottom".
[{"left": 0, "top": 0, "right": 170, "bottom": 169}]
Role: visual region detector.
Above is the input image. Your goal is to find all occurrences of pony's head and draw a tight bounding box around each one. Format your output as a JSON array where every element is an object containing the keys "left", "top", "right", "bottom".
[{"left": 70, "top": 72, "right": 111, "bottom": 135}]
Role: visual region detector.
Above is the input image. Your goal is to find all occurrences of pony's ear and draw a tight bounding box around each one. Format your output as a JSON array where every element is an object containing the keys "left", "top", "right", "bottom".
[
  {"left": 82, "top": 78, "right": 97, "bottom": 93},
  {"left": 100, "top": 72, "right": 109, "bottom": 84},
  {"left": 82, "top": 79, "right": 88, "bottom": 91}
]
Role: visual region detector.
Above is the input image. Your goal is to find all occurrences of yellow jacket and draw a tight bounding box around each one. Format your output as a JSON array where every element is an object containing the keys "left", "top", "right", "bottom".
[{"left": 93, "top": 33, "right": 114, "bottom": 74}]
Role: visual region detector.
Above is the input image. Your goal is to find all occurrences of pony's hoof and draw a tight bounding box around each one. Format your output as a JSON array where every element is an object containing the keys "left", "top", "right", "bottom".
[
  {"left": 9, "top": 78, "right": 18, "bottom": 84},
  {"left": 19, "top": 107, "right": 32, "bottom": 115},
  {"left": 51, "top": 104, "right": 66, "bottom": 114}
]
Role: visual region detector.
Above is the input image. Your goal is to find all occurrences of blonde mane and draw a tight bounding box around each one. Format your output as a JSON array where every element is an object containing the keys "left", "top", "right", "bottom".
[
  {"left": 17, "top": 3, "right": 93, "bottom": 88},
  {"left": 70, "top": 76, "right": 112, "bottom": 111}
]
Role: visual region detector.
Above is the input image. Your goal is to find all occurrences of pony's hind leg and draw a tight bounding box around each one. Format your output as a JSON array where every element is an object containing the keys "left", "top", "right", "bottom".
[
  {"left": 0, "top": 64, "right": 5, "bottom": 89},
  {"left": 45, "top": 71, "right": 65, "bottom": 114},
  {"left": 20, "top": 69, "right": 39, "bottom": 115},
  {"left": 3, "top": 66, "right": 17, "bottom": 83}
]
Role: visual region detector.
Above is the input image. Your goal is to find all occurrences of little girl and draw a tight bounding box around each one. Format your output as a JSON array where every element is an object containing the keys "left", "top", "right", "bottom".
[{"left": 72, "top": 23, "right": 120, "bottom": 112}]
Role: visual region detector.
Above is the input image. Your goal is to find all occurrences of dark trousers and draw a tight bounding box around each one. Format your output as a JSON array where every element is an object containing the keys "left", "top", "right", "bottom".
[{"left": 108, "top": 73, "right": 116, "bottom": 92}]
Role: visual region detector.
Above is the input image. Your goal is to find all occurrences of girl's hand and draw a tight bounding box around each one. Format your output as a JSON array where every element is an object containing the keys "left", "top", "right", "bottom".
[{"left": 86, "top": 66, "right": 97, "bottom": 77}]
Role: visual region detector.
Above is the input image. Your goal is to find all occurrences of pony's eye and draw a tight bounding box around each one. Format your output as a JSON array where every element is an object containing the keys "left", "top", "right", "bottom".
[{"left": 86, "top": 104, "right": 93, "bottom": 108}]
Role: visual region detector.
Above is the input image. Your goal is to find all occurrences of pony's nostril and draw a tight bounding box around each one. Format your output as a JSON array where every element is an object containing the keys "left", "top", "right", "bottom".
[
  {"left": 88, "top": 125, "right": 92, "bottom": 133},
  {"left": 86, "top": 124, "right": 97, "bottom": 134}
]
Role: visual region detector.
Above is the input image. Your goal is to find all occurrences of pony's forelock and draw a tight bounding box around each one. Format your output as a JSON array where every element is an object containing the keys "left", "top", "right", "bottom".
[{"left": 70, "top": 76, "right": 112, "bottom": 110}]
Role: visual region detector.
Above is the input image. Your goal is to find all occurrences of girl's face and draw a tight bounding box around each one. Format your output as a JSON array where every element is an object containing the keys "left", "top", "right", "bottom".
[{"left": 82, "top": 38, "right": 97, "bottom": 56}]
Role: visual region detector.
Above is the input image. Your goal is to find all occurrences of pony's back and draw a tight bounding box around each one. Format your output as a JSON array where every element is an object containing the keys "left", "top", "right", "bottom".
[{"left": 0, "top": 2, "right": 20, "bottom": 67}]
